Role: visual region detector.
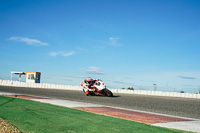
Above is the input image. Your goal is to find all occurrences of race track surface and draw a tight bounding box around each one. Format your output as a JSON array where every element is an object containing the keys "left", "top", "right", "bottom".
[{"left": 1, "top": 85, "right": 200, "bottom": 119}]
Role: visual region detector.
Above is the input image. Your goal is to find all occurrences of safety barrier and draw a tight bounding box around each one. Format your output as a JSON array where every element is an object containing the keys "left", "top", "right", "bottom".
[
  {"left": 0, "top": 80, "right": 200, "bottom": 99},
  {"left": 0, "top": 80, "right": 82, "bottom": 91},
  {"left": 110, "top": 89, "right": 200, "bottom": 99}
]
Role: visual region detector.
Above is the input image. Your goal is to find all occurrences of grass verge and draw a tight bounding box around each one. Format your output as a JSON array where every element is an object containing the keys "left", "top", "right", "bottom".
[{"left": 0, "top": 96, "right": 191, "bottom": 133}]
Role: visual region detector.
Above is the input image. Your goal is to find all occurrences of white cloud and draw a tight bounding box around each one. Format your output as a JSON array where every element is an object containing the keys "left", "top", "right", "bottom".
[
  {"left": 113, "top": 80, "right": 125, "bottom": 84},
  {"left": 9, "top": 36, "right": 48, "bottom": 46},
  {"left": 178, "top": 76, "right": 196, "bottom": 79},
  {"left": 82, "top": 66, "right": 104, "bottom": 75},
  {"left": 60, "top": 51, "right": 74, "bottom": 57},
  {"left": 49, "top": 52, "right": 58, "bottom": 57},
  {"left": 76, "top": 46, "right": 88, "bottom": 51},
  {"left": 49, "top": 51, "right": 75, "bottom": 57},
  {"left": 109, "top": 37, "right": 121, "bottom": 46}
]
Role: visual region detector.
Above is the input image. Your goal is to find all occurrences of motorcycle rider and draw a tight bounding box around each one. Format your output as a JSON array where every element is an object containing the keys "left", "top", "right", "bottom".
[{"left": 83, "top": 77, "right": 96, "bottom": 96}]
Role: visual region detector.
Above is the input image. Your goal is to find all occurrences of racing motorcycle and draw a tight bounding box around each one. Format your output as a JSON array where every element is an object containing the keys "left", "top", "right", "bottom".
[{"left": 81, "top": 79, "right": 113, "bottom": 97}]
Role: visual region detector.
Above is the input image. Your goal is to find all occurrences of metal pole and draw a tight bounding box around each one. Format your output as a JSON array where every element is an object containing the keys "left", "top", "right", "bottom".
[
  {"left": 198, "top": 86, "right": 200, "bottom": 94},
  {"left": 153, "top": 84, "right": 156, "bottom": 91},
  {"left": 19, "top": 74, "right": 21, "bottom": 82},
  {"left": 11, "top": 72, "right": 12, "bottom": 81}
]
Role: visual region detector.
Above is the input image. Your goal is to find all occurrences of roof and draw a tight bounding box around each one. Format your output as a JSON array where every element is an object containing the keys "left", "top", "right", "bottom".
[{"left": 11, "top": 71, "right": 25, "bottom": 75}]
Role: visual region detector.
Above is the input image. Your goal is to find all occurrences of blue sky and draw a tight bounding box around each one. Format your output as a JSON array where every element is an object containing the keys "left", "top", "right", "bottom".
[{"left": 0, "top": 0, "right": 200, "bottom": 93}]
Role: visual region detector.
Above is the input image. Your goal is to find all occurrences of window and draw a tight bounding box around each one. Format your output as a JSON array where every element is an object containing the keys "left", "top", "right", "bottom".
[{"left": 28, "top": 74, "right": 34, "bottom": 80}]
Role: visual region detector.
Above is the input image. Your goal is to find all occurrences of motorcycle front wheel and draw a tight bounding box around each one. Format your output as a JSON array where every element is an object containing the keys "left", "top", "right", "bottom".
[{"left": 103, "top": 89, "right": 113, "bottom": 97}]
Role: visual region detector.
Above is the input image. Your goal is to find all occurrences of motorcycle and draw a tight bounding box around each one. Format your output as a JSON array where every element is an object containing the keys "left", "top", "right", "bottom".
[{"left": 81, "top": 79, "right": 113, "bottom": 97}]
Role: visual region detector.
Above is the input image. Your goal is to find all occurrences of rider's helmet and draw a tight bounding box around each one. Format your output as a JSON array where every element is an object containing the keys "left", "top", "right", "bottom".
[{"left": 87, "top": 77, "right": 92, "bottom": 82}]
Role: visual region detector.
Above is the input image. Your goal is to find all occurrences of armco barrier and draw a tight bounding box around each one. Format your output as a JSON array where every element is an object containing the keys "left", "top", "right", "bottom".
[
  {"left": 0, "top": 80, "right": 200, "bottom": 99},
  {"left": 109, "top": 88, "right": 200, "bottom": 99}
]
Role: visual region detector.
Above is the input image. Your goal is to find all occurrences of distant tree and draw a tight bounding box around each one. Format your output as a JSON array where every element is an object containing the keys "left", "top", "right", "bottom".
[
  {"left": 180, "top": 91, "right": 185, "bottom": 93},
  {"left": 121, "top": 88, "right": 125, "bottom": 89},
  {"left": 127, "top": 87, "right": 134, "bottom": 90}
]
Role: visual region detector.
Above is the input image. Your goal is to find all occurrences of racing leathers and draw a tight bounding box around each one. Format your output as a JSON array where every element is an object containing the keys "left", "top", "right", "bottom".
[{"left": 83, "top": 79, "right": 96, "bottom": 95}]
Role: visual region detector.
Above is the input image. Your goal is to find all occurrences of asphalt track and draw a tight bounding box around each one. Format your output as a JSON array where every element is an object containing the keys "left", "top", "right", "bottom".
[{"left": 1, "top": 85, "right": 200, "bottom": 119}]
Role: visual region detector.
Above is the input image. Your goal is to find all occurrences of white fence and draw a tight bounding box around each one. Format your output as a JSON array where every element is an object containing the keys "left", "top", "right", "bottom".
[
  {"left": 0, "top": 80, "right": 200, "bottom": 99},
  {"left": 110, "top": 89, "right": 200, "bottom": 99},
  {"left": 0, "top": 80, "right": 82, "bottom": 91}
]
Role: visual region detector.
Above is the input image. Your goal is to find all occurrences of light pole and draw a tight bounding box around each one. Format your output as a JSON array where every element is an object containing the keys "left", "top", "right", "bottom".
[
  {"left": 198, "top": 86, "right": 200, "bottom": 94},
  {"left": 153, "top": 84, "right": 157, "bottom": 91}
]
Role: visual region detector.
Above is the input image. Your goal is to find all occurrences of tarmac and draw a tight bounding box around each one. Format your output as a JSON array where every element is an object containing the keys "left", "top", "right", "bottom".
[{"left": 1, "top": 92, "right": 200, "bottom": 133}]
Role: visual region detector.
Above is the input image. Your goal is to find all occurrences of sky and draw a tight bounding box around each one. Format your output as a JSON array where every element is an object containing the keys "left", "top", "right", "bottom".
[{"left": 0, "top": 0, "right": 200, "bottom": 93}]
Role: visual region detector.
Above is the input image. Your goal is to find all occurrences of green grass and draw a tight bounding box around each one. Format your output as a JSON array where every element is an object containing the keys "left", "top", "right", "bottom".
[{"left": 0, "top": 96, "right": 191, "bottom": 133}]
